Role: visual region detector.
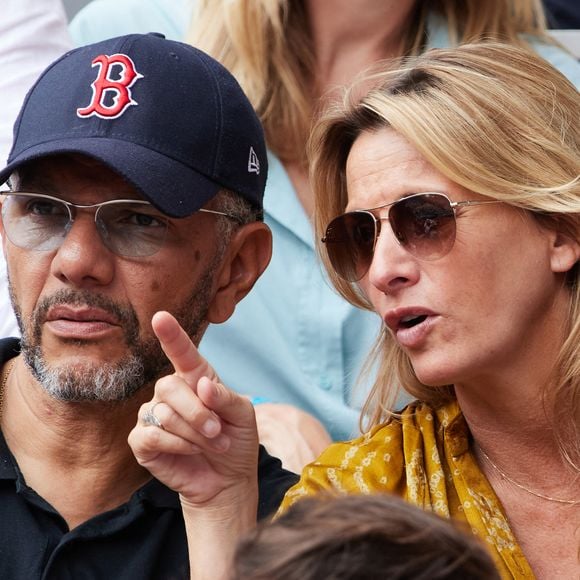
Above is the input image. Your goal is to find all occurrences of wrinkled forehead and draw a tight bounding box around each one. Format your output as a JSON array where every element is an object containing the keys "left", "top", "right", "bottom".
[{"left": 8, "top": 153, "right": 147, "bottom": 203}]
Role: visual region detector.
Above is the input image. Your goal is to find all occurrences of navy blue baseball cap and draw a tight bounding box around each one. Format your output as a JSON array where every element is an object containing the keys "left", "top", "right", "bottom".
[{"left": 0, "top": 33, "right": 267, "bottom": 217}]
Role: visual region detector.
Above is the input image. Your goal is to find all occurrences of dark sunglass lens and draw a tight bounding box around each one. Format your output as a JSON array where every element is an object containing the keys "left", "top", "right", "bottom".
[
  {"left": 324, "top": 212, "right": 376, "bottom": 281},
  {"left": 390, "top": 194, "right": 456, "bottom": 260}
]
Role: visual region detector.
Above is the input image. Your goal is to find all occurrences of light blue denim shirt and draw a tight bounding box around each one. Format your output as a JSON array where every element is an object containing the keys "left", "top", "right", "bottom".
[
  {"left": 70, "top": 2, "right": 580, "bottom": 441},
  {"left": 202, "top": 153, "right": 381, "bottom": 441}
]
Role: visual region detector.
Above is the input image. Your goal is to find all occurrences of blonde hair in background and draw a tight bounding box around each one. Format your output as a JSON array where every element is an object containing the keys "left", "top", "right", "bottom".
[
  {"left": 188, "top": 0, "right": 550, "bottom": 165},
  {"left": 310, "top": 42, "right": 580, "bottom": 471}
]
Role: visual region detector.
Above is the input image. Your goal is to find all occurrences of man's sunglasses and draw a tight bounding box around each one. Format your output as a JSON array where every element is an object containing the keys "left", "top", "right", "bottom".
[
  {"left": 322, "top": 192, "right": 501, "bottom": 282},
  {"left": 0, "top": 192, "right": 240, "bottom": 258}
]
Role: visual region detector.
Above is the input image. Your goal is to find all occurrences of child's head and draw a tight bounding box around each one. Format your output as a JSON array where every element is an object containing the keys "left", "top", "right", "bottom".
[{"left": 231, "top": 493, "right": 499, "bottom": 579}]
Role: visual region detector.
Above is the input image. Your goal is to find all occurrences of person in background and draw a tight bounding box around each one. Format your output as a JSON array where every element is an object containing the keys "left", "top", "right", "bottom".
[
  {"left": 128, "top": 42, "right": 580, "bottom": 580},
  {"left": 231, "top": 494, "right": 500, "bottom": 580},
  {"left": 70, "top": 0, "right": 580, "bottom": 443},
  {"left": 0, "top": 0, "right": 72, "bottom": 339},
  {"left": 69, "top": 0, "right": 191, "bottom": 44},
  {"left": 0, "top": 33, "right": 297, "bottom": 579}
]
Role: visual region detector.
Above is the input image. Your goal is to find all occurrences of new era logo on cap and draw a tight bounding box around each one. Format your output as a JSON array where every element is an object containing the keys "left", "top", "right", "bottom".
[
  {"left": 248, "top": 147, "right": 260, "bottom": 174},
  {"left": 0, "top": 33, "right": 268, "bottom": 218}
]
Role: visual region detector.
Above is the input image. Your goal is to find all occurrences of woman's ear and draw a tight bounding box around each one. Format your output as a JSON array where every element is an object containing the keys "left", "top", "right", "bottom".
[
  {"left": 206, "top": 222, "right": 272, "bottom": 324},
  {"left": 549, "top": 230, "right": 580, "bottom": 275}
]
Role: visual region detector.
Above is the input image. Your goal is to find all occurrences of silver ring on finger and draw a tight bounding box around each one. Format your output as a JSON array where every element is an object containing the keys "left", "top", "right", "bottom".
[{"left": 142, "top": 401, "right": 165, "bottom": 430}]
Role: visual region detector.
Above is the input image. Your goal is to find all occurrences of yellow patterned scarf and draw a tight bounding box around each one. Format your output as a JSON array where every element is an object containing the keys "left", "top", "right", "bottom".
[{"left": 278, "top": 400, "right": 534, "bottom": 579}]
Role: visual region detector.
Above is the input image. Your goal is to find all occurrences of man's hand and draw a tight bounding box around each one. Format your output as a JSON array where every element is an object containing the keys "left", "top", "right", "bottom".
[{"left": 128, "top": 311, "right": 259, "bottom": 507}]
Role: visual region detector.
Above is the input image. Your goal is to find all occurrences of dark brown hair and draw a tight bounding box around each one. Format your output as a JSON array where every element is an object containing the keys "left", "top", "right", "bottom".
[{"left": 231, "top": 493, "right": 500, "bottom": 579}]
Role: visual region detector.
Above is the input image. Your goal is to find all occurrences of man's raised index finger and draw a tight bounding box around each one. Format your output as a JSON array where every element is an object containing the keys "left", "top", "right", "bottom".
[{"left": 152, "top": 311, "right": 218, "bottom": 385}]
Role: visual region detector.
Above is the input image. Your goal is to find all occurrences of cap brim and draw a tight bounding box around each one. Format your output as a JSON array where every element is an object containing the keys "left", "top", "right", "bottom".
[{"left": 0, "top": 138, "right": 221, "bottom": 218}]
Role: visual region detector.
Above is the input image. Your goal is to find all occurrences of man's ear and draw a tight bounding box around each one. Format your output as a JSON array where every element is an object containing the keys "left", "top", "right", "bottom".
[
  {"left": 207, "top": 222, "right": 272, "bottom": 324},
  {"left": 549, "top": 229, "right": 580, "bottom": 275}
]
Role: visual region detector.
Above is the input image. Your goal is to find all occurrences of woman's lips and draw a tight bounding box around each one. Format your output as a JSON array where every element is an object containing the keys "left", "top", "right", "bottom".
[
  {"left": 384, "top": 307, "right": 438, "bottom": 349},
  {"left": 394, "top": 315, "right": 437, "bottom": 348}
]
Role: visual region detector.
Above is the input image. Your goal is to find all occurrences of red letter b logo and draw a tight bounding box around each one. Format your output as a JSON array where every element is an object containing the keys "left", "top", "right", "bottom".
[{"left": 77, "top": 53, "right": 143, "bottom": 119}]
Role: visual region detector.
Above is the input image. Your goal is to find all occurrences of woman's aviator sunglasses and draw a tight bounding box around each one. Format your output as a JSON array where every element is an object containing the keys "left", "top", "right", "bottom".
[{"left": 322, "top": 192, "right": 501, "bottom": 282}]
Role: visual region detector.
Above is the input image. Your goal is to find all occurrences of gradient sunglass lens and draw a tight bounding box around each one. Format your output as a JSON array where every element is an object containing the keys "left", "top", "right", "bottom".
[
  {"left": 324, "top": 211, "right": 377, "bottom": 281},
  {"left": 389, "top": 194, "right": 456, "bottom": 261}
]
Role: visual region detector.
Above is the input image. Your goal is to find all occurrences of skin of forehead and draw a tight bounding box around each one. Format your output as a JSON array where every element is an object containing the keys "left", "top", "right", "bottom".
[
  {"left": 9, "top": 153, "right": 148, "bottom": 204},
  {"left": 344, "top": 128, "right": 443, "bottom": 213}
]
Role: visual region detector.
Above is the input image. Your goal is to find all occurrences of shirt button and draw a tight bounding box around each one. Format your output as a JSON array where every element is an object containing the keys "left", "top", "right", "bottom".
[{"left": 320, "top": 377, "right": 332, "bottom": 390}]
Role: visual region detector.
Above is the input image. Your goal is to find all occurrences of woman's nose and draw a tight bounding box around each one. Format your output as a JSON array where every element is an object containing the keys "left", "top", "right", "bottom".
[{"left": 365, "top": 225, "right": 420, "bottom": 295}]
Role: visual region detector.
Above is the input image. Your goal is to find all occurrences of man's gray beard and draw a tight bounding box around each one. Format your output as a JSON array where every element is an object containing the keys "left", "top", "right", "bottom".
[
  {"left": 29, "top": 354, "right": 152, "bottom": 402},
  {"left": 11, "top": 258, "right": 218, "bottom": 403}
]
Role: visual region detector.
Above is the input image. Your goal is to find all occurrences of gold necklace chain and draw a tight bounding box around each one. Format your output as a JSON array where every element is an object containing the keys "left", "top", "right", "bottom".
[
  {"left": 0, "top": 359, "right": 15, "bottom": 417},
  {"left": 478, "top": 445, "right": 578, "bottom": 505}
]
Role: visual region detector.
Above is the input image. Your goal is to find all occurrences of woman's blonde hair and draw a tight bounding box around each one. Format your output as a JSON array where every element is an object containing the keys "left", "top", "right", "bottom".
[
  {"left": 310, "top": 42, "right": 580, "bottom": 469},
  {"left": 188, "top": 0, "right": 550, "bottom": 164}
]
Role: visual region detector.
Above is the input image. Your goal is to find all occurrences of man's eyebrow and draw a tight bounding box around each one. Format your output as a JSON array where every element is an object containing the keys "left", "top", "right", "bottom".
[{"left": 14, "top": 174, "right": 59, "bottom": 194}]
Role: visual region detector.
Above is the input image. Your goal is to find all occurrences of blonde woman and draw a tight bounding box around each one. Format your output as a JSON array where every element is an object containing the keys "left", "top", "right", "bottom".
[
  {"left": 286, "top": 42, "right": 579, "bottom": 578},
  {"left": 72, "top": 0, "right": 580, "bottom": 442},
  {"left": 129, "top": 43, "right": 579, "bottom": 580}
]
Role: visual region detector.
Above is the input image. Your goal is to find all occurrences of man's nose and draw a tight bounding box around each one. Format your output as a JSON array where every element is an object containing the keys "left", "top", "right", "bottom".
[{"left": 49, "top": 212, "right": 116, "bottom": 288}]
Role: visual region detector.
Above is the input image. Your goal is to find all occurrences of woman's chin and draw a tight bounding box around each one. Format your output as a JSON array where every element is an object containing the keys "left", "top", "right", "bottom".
[{"left": 411, "top": 360, "right": 458, "bottom": 389}]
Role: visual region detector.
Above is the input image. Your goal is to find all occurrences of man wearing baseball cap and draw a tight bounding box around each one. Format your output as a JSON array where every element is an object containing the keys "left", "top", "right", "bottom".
[{"left": 0, "top": 33, "right": 297, "bottom": 579}]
